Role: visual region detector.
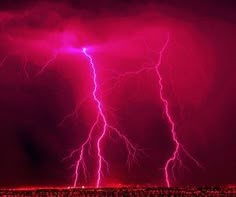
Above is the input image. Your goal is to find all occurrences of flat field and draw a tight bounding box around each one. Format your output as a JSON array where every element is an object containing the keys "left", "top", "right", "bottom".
[{"left": 0, "top": 186, "right": 235, "bottom": 196}]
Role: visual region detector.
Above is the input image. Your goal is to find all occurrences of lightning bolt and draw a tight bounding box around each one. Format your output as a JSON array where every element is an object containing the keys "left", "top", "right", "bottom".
[
  {"left": 63, "top": 47, "right": 138, "bottom": 188},
  {"left": 82, "top": 47, "right": 108, "bottom": 187},
  {"left": 104, "top": 33, "right": 202, "bottom": 187},
  {"left": 154, "top": 33, "right": 179, "bottom": 187},
  {"left": 153, "top": 33, "right": 203, "bottom": 187}
]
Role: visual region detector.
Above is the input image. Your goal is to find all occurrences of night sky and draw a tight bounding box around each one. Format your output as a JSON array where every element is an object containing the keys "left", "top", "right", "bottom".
[{"left": 0, "top": 0, "right": 235, "bottom": 188}]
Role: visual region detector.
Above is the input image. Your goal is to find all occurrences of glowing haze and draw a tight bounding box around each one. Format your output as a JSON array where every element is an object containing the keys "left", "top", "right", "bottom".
[{"left": 0, "top": 0, "right": 235, "bottom": 188}]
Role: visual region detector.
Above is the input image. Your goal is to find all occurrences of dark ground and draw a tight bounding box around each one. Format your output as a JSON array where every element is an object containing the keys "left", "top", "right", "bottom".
[{"left": 0, "top": 186, "right": 235, "bottom": 196}]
